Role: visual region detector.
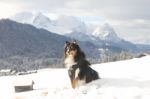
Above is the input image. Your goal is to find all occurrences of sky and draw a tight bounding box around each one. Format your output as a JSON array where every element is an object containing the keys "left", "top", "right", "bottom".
[{"left": 0, "top": 0, "right": 150, "bottom": 44}]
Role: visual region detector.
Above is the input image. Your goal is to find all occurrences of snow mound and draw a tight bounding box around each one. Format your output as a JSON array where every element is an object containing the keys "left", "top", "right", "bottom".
[{"left": 0, "top": 55, "right": 150, "bottom": 99}]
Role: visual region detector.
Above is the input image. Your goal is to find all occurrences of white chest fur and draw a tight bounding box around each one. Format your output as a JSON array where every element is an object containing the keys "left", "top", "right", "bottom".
[{"left": 64, "top": 55, "right": 77, "bottom": 68}]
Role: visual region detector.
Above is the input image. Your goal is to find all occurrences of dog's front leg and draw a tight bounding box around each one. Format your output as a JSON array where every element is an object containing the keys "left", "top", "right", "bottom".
[
  {"left": 72, "top": 78, "right": 78, "bottom": 89},
  {"left": 68, "top": 66, "right": 79, "bottom": 89}
]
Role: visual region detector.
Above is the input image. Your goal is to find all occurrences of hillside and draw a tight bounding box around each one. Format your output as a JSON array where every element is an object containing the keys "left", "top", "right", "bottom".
[
  {"left": 0, "top": 19, "right": 69, "bottom": 58},
  {"left": 0, "top": 19, "right": 101, "bottom": 70},
  {"left": 0, "top": 55, "right": 150, "bottom": 99},
  {"left": 0, "top": 19, "right": 69, "bottom": 70}
]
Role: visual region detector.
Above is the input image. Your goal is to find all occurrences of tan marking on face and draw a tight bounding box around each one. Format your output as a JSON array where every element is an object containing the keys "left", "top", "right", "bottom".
[{"left": 69, "top": 50, "right": 77, "bottom": 57}]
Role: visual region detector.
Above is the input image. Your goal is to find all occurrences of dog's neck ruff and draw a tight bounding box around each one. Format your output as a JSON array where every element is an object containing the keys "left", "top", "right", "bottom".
[{"left": 64, "top": 55, "right": 77, "bottom": 68}]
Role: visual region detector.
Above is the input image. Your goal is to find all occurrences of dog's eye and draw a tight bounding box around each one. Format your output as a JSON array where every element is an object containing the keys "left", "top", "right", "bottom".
[
  {"left": 70, "top": 47, "right": 75, "bottom": 50},
  {"left": 65, "top": 46, "right": 75, "bottom": 52},
  {"left": 66, "top": 46, "right": 73, "bottom": 51}
]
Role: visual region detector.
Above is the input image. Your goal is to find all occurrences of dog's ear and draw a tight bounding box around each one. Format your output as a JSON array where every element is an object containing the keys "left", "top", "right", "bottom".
[
  {"left": 73, "top": 40, "right": 78, "bottom": 44},
  {"left": 65, "top": 41, "right": 70, "bottom": 47},
  {"left": 65, "top": 41, "right": 70, "bottom": 45}
]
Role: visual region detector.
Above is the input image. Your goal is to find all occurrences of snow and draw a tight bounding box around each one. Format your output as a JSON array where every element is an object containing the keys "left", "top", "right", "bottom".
[{"left": 0, "top": 55, "right": 150, "bottom": 99}]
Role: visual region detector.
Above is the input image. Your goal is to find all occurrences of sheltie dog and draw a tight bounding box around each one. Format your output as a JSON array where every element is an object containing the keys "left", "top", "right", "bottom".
[{"left": 64, "top": 40, "right": 99, "bottom": 89}]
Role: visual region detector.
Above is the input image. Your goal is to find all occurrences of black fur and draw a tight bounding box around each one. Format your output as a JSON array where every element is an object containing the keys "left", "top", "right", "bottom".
[
  {"left": 69, "top": 60, "right": 99, "bottom": 83},
  {"left": 64, "top": 41, "right": 99, "bottom": 88}
]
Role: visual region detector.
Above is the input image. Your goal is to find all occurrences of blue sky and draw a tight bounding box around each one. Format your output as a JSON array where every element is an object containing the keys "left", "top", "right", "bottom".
[{"left": 0, "top": 0, "right": 150, "bottom": 44}]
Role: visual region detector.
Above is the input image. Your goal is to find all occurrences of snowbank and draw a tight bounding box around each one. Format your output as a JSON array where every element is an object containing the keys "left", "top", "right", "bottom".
[{"left": 0, "top": 56, "right": 150, "bottom": 99}]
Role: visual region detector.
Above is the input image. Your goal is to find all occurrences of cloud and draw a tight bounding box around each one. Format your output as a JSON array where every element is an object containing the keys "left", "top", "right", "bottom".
[
  {"left": 1, "top": 0, "right": 150, "bottom": 20},
  {"left": 62, "top": 0, "right": 150, "bottom": 20},
  {"left": 0, "top": 0, "right": 149, "bottom": 43},
  {"left": 0, "top": 2, "right": 21, "bottom": 18}
]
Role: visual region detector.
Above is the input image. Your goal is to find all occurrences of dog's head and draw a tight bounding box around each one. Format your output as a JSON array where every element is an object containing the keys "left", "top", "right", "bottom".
[{"left": 64, "top": 40, "right": 80, "bottom": 58}]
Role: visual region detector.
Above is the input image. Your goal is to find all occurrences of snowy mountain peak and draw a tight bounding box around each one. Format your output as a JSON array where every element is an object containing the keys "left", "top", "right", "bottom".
[
  {"left": 11, "top": 12, "right": 121, "bottom": 42},
  {"left": 92, "top": 23, "right": 121, "bottom": 41}
]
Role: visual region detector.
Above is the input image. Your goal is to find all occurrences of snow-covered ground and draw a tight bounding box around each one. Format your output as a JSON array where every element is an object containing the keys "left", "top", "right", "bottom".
[{"left": 0, "top": 56, "right": 150, "bottom": 99}]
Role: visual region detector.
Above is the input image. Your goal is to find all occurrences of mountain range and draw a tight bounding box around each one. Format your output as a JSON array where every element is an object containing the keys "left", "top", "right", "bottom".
[
  {"left": 11, "top": 12, "right": 143, "bottom": 52},
  {"left": 11, "top": 12, "right": 122, "bottom": 41}
]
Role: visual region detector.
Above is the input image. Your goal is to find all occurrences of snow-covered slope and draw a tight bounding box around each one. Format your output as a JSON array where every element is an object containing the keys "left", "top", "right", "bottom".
[{"left": 0, "top": 55, "right": 150, "bottom": 99}]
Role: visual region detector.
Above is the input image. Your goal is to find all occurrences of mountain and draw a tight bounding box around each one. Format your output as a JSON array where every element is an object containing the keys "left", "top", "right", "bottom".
[
  {"left": 11, "top": 12, "right": 140, "bottom": 52},
  {"left": 0, "top": 19, "right": 68, "bottom": 59}
]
